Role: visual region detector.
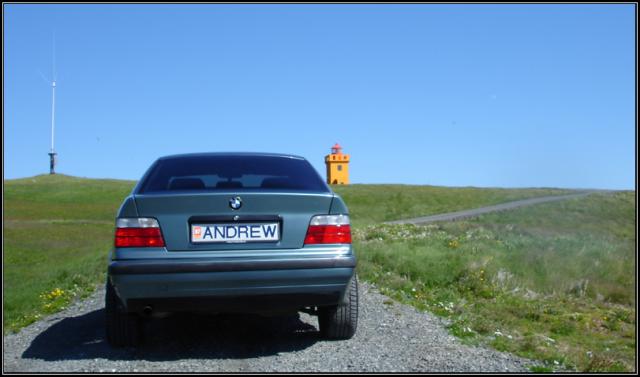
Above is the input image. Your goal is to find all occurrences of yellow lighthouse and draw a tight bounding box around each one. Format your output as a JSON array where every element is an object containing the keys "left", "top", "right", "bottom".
[{"left": 325, "top": 143, "right": 350, "bottom": 185}]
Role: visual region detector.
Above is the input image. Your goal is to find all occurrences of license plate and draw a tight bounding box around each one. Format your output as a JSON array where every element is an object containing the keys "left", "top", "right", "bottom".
[{"left": 191, "top": 223, "right": 280, "bottom": 243}]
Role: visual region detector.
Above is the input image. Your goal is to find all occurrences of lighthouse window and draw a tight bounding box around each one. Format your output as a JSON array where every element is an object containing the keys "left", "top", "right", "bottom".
[{"left": 337, "top": 165, "right": 343, "bottom": 171}]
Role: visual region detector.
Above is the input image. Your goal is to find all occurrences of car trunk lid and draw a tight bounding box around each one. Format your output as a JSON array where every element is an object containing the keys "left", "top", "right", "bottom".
[{"left": 133, "top": 192, "right": 334, "bottom": 251}]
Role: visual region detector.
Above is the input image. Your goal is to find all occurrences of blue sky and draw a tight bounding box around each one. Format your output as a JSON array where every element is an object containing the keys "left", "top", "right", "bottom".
[{"left": 4, "top": 4, "right": 636, "bottom": 189}]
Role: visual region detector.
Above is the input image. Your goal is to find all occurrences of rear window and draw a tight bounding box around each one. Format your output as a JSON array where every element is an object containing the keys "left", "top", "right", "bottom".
[{"left": 137, "top": 155, "right": 330, "bottom": 194}]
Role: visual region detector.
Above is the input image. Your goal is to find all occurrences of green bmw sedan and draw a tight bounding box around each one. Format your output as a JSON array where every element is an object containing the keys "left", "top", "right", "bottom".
[{"left": 106, "top": 153, "right": 358, "bottom": 347}]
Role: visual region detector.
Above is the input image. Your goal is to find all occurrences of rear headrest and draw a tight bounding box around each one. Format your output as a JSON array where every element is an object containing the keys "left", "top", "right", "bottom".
[
  {"left": 168, "top": 178, "right": 205, "bottom": 190},
  {"left": 260, "top": 177, "right": 291, "bottom": 189},
  {"left": 215, "top": 181, "right": 243, "bottom": 189}
]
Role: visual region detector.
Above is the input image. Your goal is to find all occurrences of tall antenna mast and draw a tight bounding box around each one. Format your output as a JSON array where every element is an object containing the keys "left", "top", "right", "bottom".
[
  {"left": 48, "top": 80, "right": 56, "bottom": 174},
  {"left": 48, "top": 33, "right": 57, "bottom": 174}
]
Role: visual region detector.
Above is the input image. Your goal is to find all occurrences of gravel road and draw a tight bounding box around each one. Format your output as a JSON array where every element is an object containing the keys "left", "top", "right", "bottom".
[
  {"left": 3, "top": 282, "right": 538, "bottom": 373},
  {"left": 386, "top": 191, "right": 607, "bottom": 225}
]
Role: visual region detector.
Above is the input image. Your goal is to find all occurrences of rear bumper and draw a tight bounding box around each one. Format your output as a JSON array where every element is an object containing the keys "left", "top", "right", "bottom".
[
  {"left": 109, "top": 255, "right": 355, "bottom": 275},
  {"left": 125, "top": 293, "right": 345, "bottom": 314},
  {"left": 108, "top": 255, "right": 356, "bottom": 314}
]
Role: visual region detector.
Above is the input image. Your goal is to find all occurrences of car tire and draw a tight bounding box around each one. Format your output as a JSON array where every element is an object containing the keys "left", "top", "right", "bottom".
[
  {"left": 319, "top": 273, "right": 358, "bottom": 340},
  {"left": 105, "top": 280, "right": 142, "bottom": 347}
]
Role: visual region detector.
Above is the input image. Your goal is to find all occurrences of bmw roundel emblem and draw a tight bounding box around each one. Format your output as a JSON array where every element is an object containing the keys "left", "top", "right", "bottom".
[{"left": 229, "top": 196, "right": 242, "bottom": 210}]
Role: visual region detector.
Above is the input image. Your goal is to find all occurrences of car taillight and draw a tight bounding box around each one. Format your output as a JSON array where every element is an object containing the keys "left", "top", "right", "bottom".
[
  {"left": 115, "top": 218, "right": 165, "bottom": 248},
  {"left": 304, "top": 215, "right": 352, "bottom": 245}
]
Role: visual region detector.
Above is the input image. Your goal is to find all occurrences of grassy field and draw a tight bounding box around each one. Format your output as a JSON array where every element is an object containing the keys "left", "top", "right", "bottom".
[
  {"left": 355, "top": 191, "right": 636, "bottom": 372},
  {"left": 333, "top": 184, "right": 571, "bottom": 227},
  {"left": 4, "top": 174, "right": 136, "bottom": 221},
  {"left": 3, "top": 175, "right": 570, "bottom": 334},
  {"left": 3, "top": 175, "right": 135, "bottom": 332},
  {"left": 3, "top": 175, "right": 635, "bottom": 372}
]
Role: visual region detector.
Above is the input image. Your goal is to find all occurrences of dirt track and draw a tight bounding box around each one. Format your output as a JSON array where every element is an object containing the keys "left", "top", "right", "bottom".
[{"left": 386, "top": 191, "right": 608, "bottom": 225}]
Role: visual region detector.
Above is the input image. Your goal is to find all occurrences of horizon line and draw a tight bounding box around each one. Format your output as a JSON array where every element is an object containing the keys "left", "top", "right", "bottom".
[{"left": 3, "top": 173, "right": 634, "bottom": 192}]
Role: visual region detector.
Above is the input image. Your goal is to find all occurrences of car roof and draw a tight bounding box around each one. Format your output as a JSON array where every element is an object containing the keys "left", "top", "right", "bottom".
[{"left": 157, "top": 152, "right": 307, "bottom": 161}]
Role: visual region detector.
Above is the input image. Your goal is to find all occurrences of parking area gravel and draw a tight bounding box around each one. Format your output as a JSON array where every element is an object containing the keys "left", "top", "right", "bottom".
[{"left": 3, "top": 281, "right": 538, "bottom": 373}]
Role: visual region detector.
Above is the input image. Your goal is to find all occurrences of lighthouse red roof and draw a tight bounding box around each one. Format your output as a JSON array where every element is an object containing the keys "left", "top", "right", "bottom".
[{"left": 331, "top": 143, "right": 342, "bottom": 150}]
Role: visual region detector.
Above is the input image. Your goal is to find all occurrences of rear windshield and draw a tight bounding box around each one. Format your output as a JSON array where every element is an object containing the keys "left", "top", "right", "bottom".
[{"left": 137, "top": 155, "right": 330, "bottom": 194}]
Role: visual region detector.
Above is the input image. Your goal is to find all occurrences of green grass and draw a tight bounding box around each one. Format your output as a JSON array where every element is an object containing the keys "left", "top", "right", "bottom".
[
  {"left": 354, "top": 191, "right": 636, "bottom": 372},
  {"left": 333, "top": 184, "right": 573, "bottom": 227},
  {"left": 3, "top": 174, "right": 136, "bottom": 333},
  {"left": 4, "top": 174, "right": 135, "bottom": 221}
]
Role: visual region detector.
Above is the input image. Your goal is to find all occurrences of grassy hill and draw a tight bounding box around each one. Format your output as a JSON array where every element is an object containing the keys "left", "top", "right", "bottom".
[
  {"left": 4, "top": 174, "right": 136, "bottom": 221},
  {"left": 3, "top": 175, "right": 635, "bottom": 371}
]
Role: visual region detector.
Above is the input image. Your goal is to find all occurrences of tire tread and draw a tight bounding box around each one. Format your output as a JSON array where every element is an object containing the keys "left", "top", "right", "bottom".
[
  {"left": 319, "top": 274, "right": 358, "bottom": 339},
  {"left": 105, "top": 281, "right": 141, "bottom": 347}
]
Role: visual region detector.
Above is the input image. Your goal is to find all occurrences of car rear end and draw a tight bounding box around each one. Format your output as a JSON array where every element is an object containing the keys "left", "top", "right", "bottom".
[{"left": 106, "top": 153, "right": 357, "bottom": 346}]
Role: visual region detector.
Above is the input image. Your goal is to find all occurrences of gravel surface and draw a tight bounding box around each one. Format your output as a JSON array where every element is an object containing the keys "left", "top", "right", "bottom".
[{"left": 4, "top": 282, "right": 538, "bottom": 373}]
